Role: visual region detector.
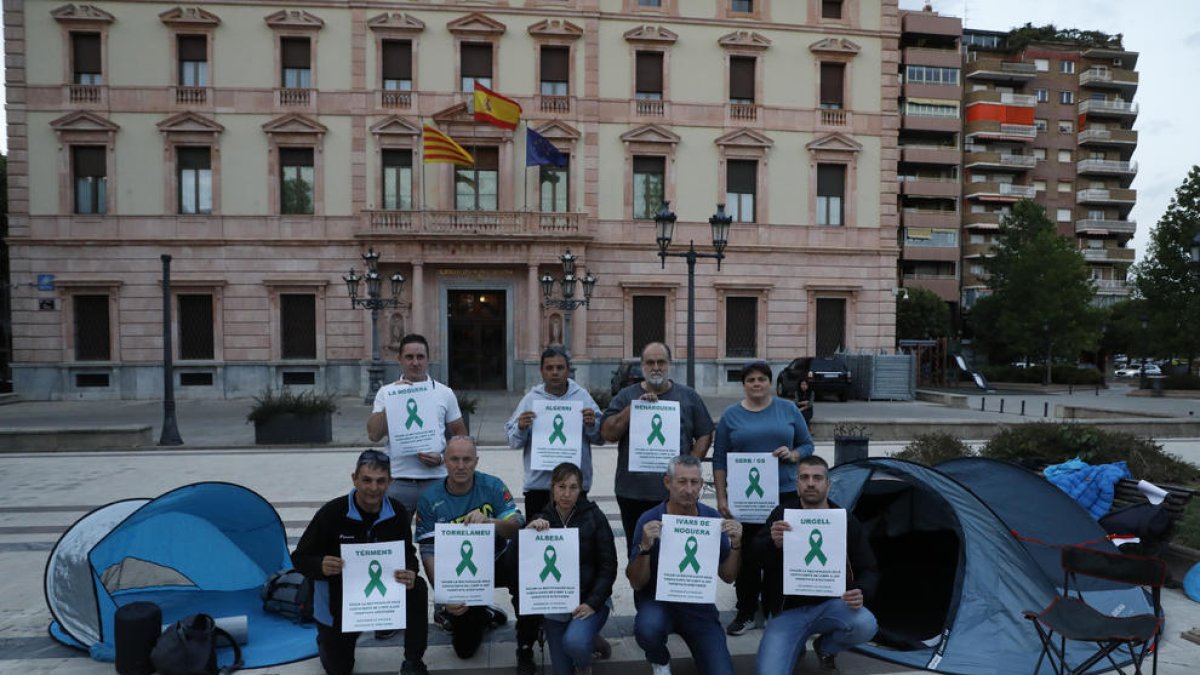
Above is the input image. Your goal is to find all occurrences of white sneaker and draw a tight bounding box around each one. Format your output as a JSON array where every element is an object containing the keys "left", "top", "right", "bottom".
[{"left": 650, "top": 663, "right": 672, "bottom": 675}]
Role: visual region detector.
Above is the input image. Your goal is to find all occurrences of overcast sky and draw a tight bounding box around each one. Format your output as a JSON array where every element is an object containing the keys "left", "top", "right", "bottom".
[
  {"left": 2, "top": 2, "right": 1195, "bottom": 262},
  {"left": 901, "top": 0, "right": 1200, "bottom": 261}
]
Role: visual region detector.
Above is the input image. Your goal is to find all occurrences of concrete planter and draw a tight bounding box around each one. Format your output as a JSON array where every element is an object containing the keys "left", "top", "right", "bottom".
[
  {"left": 253, "top": 412, "right": 333, "bottom": 445},
  {"left": 833, "top": 436, "right": 869, "bottom": 465}
]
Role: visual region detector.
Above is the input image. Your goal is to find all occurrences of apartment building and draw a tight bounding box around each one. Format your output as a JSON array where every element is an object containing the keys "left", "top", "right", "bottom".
[{"left": 3, "top": 0, "right": 901, "bottom": 400}]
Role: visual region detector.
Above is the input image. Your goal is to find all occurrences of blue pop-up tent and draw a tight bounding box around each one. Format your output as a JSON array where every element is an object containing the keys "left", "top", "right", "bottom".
[
  {"left": 830, "top": 458, "right": 1154, "bottom": 674},
  {"left": 44, "top": 482, "right": 316, "bottom": 667}
]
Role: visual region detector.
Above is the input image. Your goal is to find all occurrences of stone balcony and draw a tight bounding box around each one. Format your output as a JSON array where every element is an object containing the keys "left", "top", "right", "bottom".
[
  {"left": 1075, "top": 218, "right": 1136, "bottom": 235},
  {"left": 364, "top": 209, "right": 584, "bottom": 237}
]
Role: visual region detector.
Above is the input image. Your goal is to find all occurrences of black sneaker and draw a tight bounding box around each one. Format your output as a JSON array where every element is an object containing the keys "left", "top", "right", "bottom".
[
  {"left": 400, "top": 659, "right": 430, "bottom": 675},
  {"left": 516, "top": 646, "right": 536, "bottom": 675},
  {"left": 725, "top": 613, "right": 754, "bottom": 636},
  {"left": 486, "top": 605, "right": 509, "bottom": 629},
  {"left": 813, "top": 635, "right": 839, "bottom": 671},
  {"left": 374, "top": 629, "right": 399, "bottom": 640},
  {"left": 433, "top": 607, "right": 454, "bottom": 634},
  {"left": 592, "top": 634, "right": 612, "bottom": 660}
]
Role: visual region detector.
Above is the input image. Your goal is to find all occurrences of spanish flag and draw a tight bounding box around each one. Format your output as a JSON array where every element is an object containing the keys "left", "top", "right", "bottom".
[
  {"left": 422, "top": 125, "right": 474, "bottom": 166},
  {"left": 473, "top": 82, "right": 522, "bottom": 130}
]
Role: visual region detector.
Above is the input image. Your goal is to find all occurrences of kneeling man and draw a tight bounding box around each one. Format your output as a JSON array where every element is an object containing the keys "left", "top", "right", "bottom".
[
  {"left": 756, "top": 455, "right": 878, "bottom": 673},
  {"left": 293, "top": 449, "right": 429, "bottom": 675}
]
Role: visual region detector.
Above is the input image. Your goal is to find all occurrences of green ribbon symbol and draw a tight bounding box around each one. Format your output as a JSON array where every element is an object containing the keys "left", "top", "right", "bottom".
[
  {"left": 455, "top": 540, "right": 478, "bottom": 576},
  {"left": 805, "top": 529, "right": 828, "bottom": 565},
  {"left": 745, "top": 467, "right": 765, "bottom": 498},
  {"left": 647, "top": 414, "right": 666, "bottom": 445},
  {"left": 539, "top": 545, "right": 562, "bottom": 582},
  {"left": 404, "top": 398, "right": 423, "bottom": 429},
  {"left": 678, "top": 535, "right": 701, "bottom": 573},
  {"left": 548, "top": 414, "right": 567, "bottom": 445},
  {"left": 364, "top": 560, "right": 387, "bottom": 597}
]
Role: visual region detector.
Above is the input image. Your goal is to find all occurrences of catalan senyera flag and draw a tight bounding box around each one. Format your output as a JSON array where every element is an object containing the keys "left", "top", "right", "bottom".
[
  {"left": 422, "top": 125, "right": 474, "bottom": 166},
  {"left": 473, "top": 82, "right": 522, "bottom": 130}
]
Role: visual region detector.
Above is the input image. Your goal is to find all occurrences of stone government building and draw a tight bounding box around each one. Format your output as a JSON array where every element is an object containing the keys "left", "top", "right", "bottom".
[{"left": 3, "top": 0, "right": 900, "bottom": 400}]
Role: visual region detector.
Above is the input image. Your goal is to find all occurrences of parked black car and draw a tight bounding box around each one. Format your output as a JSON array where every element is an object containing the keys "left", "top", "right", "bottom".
[
  {"left": 776, "top": 356, "right": 852, "bottom": 402},
  {"left": 610, "top": 361, "right": 644, "bottom": 395}
]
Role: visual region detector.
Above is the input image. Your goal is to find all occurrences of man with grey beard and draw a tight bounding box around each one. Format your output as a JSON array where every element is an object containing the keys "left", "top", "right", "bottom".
[{"left": 601, "top": 342, "right": 714, "bottom": 549}]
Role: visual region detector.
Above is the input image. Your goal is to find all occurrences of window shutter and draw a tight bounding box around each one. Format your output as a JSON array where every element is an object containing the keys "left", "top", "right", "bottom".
[
  {"left": 818, "top": 164, "right": 845, "bottom": 196},
  {"left": 729, "top": 57, "right": 755, "bottom": 100},
  {"left": 541, "top": 46, "right": 569, "bottom": 82},
  {"left": 635, "top": 51, "right": 664, "bottom": 93},
  {"left": 177, "top": 35, "right": 207, "bottom": 61},
  {"left": 382, "top": 149, "right": 413, "bottom": 168},
  {"left": 177, "top": 147, "right": 211, "bottom": 170},
  {"left": 820, "top": 62, "right": 845, "bottom": 106},
  {"left": 281, "top": 37, "right": 310, "bottom": 69},
  {"left": 73, "top": 146, "right": 107, "bottom": 177},
  {"left": 382, "top": 40, "right": 412, "bottom": 80},
  {"left": 471, "top": 147, "right": 500, "bottom": 170},
  {"left": 633, "top": 156, "right": 665, "bottom": 174},
  {"left": 280, "top": 147, "right": 314, "bottom": 167},
  {"left": 72, "top": 33, "right": 101, "bottom": 72},
  {"left": 461, "top": 43, "right": 492, "bottom": 78},
  {"left": 727, "top": 160, "right": 756, "bottom": 193}
]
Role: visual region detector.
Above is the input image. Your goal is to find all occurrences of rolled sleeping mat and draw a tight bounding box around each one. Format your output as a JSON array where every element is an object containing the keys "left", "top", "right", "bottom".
[
  {"left": 115, "top": 601, "right": 162, "bottom": 675},
  {"left": 159, "top": 614, "right": 250, "bottom": 645}
]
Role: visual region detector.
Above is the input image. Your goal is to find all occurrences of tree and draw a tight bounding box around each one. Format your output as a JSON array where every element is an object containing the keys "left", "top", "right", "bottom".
[
  {"left": 1132, "top": 166, "right": 1200, "bottom": 369},
  {"left": 896, "top": 287, "right": 952, "bottom": 340},
  {"left": 968, "top": 200, "right": 1101, "bottom": 378}
]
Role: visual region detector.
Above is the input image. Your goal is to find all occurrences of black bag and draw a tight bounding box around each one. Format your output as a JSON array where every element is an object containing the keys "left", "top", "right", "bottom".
[
  {"left": 150, "top": 613, "right": 243, "bottom": 675},
  {"left": 115, "top": 601, "right": 162, "bottom": 675},
  {"left": 261, "top": 568, "right": 314, "bottom": 622}
]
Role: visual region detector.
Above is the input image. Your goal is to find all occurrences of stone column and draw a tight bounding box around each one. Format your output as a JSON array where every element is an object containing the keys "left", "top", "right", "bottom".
[{"left": 527, "top": 263, "right": 541, "bottom": 360}]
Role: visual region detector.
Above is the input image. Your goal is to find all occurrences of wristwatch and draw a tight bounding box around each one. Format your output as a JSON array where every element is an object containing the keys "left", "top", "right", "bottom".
[{"left": 638, "top": 546, "right": 653, "bottom": 556}]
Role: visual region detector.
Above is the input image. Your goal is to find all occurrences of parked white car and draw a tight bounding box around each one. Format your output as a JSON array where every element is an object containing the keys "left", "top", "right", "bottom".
[{"left": 1115, "top": 363, "right": 1161, "bottom": 377}]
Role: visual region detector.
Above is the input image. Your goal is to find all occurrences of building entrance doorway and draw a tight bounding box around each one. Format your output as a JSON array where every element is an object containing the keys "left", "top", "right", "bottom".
[{"left": 447, "top": 289, "right": 507, "bottom": 390}]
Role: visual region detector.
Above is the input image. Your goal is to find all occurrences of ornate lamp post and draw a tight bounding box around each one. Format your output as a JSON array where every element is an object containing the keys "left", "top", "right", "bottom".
[
  {"left": 158, "top": 254, "right": 183, "bottom": 445},
  {"left": 344, "top": 247, "right": 405, "bottom": 404},
  {"left": 653, "top": 202, "right": 732, "bottom": 388},
  {"left": 540, "top": 249, "right": 597, "bottom": 358}
]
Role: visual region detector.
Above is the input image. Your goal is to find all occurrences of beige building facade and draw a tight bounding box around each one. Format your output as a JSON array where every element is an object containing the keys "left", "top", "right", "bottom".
[{"left": 4, "top": 0, "right": 900, "bottom": 400}]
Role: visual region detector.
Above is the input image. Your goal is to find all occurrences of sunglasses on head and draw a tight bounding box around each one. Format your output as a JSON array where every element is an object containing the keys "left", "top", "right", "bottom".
[{"left": 356, "top": 449, "right": 391, "bottom": 468}]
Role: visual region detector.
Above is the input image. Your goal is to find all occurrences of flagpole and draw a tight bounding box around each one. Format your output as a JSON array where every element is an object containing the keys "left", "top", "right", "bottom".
[
  {"left": 522, "top": 120, "right": 529, "bottom": 211},
  {"left": 419, "top": 116, "right": 427, "bottom": 212}
]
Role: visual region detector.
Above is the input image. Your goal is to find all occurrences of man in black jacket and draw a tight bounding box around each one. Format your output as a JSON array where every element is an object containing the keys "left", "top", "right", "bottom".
[
  {"left": 293, "top": 450, "right": 430, "bottom": 675},
  {"left": 755, "top": 455, "right": 878, "bottom": 674}
]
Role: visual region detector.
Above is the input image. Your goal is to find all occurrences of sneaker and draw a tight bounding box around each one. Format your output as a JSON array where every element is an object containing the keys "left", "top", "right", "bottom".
[
  {"left": 400, "top": 659, "right": 430, "bottom": 675},
  {"left": 433, "top": 607, "right": 454, "bottom": 634},
  {"left": 591, "top": 635, "right": 612, "bottom": 660},
  {"left": 516, "top": 646, "right": 536, "bottom": 675},
  {"left": 486, "top": 605, "right": 509, "bottom": 629},
  {"left": 374, "top": 629, "right": 399, "bottom": 640},
  {"left": 650, "top": 662, "right": 672, "bottom": 675},
  {"left": 725, "top": 612, "right": 754, "bottom": 636},
  {"left": 813, "top": 635, "right": 839, "bottom": 671}
]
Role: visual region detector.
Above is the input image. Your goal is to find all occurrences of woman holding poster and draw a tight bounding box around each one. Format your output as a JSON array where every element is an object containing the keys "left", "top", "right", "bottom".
[
  {"left": 713, "top": 361, "right": 814, "bottom": 637},
  {"left": 527, "top": 463, "right": 617, "bottom": 675}
]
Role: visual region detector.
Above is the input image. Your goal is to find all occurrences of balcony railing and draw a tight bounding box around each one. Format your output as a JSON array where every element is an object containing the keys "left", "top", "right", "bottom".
[
  {"left": 729, "top": 103, "right": 758, "bottom": 121},
  {"left": 175, "top": 86, "right": 207, "bottom": 105},
  {"left": 541, "top": 96, "right": 571, "bottom": 113},
  {"left": 278, "top": 88, "right": 312, "bottom": 106},
  {"left": 1094, "top": 279, "right": 1131, "bottom": 293},
  {"left": 1079, "top": 68, "right": 1139, "bottom": 89},
  {"left": 965, "top": 121, "right": 1038, "bottom": 141},
  {"left": 636, "top": 99, "right": 664, "bottom": 116},
  {"left": 965, "top": 57, "right": 1038, "bottom": 80},
  {"left": 69, "top": 85, "right": 103, "bottom": 104},
  {"left": 1077, "top": 128, "right": 1138, "bottom": 145},
  {"left": 1075, "top": 218, "right": 1136, "bottom": 234},
  {"left": 382, "top": 90, "right": 412, "bottom": 109},
  {"left": 366, "top": 209, "right": 583, "bottom": 235},
  {"left": 966, "top": 182, "right": 1036, "bottom": 199},
  {"left": 1077, "top": 159, "right": 1138, "bottom": 175},
  {"left": 820, "top": 109, "right": 848, "bottom": 126},
  {"left": 1076, "top": 188, "right": 1136, "bottom": 204},
  {"left": 1081, "top": 247, "right": 1135, "bottom": 262},
  {"left": 1078, "top": 99, "right": 1138, "bottom": 116},
  {"left": 965, "top": 152, "right": 1037, "bottom": 169}
]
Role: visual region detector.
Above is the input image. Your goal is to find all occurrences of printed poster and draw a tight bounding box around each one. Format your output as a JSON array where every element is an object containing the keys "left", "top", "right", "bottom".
[
  {"left": 530, "top": 400, "right": 584, "bottom": 471},
  {"left": 339, "top": 542, "right": 407, "bottom": 632},
  {"left": 433, "top": 523, "right": 495, "bottom": 605},
  {"left": 726, "top": 454, "right": 779, "bottom": 524},
  {"left": 384, "top": 381, "right": 438, "bottom": 455},
  {"left": 629, "top": 400, "right": 681, "bottom": 473},
  {"left": 654, "top": 514, "right": 722, "bottom": 604},
  {"left": 782, "top": 508, "right": 847, "bottom": 597},
  {"left": 518, "top": 529, "right": 580, "bottom": 615}
]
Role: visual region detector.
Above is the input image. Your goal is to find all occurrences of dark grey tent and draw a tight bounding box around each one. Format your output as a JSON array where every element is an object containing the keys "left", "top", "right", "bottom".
[{"left": 829, "top": 458, "right": 1153, "bottom": 674}]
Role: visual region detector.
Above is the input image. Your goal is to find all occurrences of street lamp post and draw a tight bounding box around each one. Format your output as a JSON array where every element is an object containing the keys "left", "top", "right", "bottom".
[
  {"left": 653, "top": 202, "right": 732, "bottom": 388},
  {"left": 344, "top": 248, "right": 406, "bottom": 404},
  {"left": 1042, "top": 320, "right": 1052, "bottom": 387},
  {"left": 540, "top": 249, "right": 597, "bottom": 359},
  {"left": 1140, "top": 314, "right": 1150, "bottom": 391},
  {"left": 158, "top": 254, "right": 183, "bottom": 446}
]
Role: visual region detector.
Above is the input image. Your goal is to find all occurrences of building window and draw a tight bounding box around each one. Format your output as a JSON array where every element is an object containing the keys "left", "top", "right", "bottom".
[
  {"left": 540, "top": 158, "right": 570, "bottom": 212},
  {"left": 177, "top": 147, "right": 212, "bottom": 215},
  {"left": 905, "top": 65, "right": 959, "bottom": 85},
  {"left": 280, "top": 293, "right": 317, "bottom": 360},
  {"left": 1056, "top": 208, "right": 1072, "bottom": 222},
  {"left": 455, "top": 147, "right": 498, "bottom": 210},
  {"left": 382, "top": 39, "right": 412, "bottom": 91},
  {"left": 461, "top": 42, "right": 493, "bottom": 91},
  {"left": 729, "top": 56, "right": 755, "bottom": 104},
  {"left": 540, "top": 45, "right": 569, "bottom": 96},
  {"left": 1060, "top": 91, "right": 1074, "bottom": 105},
  {"left": 1058, "top": 181, "right": 1073, "bottom": 193},
  {"left": 1058, "top": 149, "right": 1073, "bottom": 163},
  {"left": 1034, "top": 59, "right": 1049, "bottom": 72},
  {"left": 1060, "top": 60, "right": 1075, "bottom": 74},
  {"left": 817, "top": 164, "right": 845, "bottom": 226},
  {"left": 633, "top": 155, "right": 665, "bottom": 219},
  {"left": 1033, "top": 148, "right": 1047, "bottom": 160},
  {"left": 1033, "top": 180, "right": 1046, "bottom": 192},
  {"left": 725, "top": 296, "right": 757, "bottom": 358},
  {"left": 74, "top": 294, "right": 111, "bottom": 361},
  {"left": 382, "top": 149, "right": 413, "bottom": 210},
  {"left": 903, "top": 101, "right": 958, "bottom": 118},
  {"left": 819, "top": 62, "right": 845, "bottom": 109},
  {"left": 631, "top": 295, "right": 665, "bottom": 357},
  {"left": 731, "top": 0, "right": 754, "bottom": 12},
  {"left": 177, "top": 35, "right": 207, "bottom": 86},
  {"left": 635, "top": 51, "right": 664, "bottom": 100},
  {"left": 1035, "top": 88, "right": 1048, "bottom": 102},
  {"left": 639, "top": 0, "right": 663, "bottom": 6},
  {"left": 72, "top": 146, "right": 107, "bottom": 215},
  {"left": 726, "top": 159, "right": 756, "bottom": 223},
  {"left": 1034, "top": 118, "right": 1048, "bottom": 132},
  {"left": 280, "top": 147, "right": 315, "bottom": 214},
  {"left": 72, "top": 32, "right": 102, "bottom": 84},
  {"left": 280, "top": 37, "right": 311, "bottom": 88},
  {"left": 178, "top": 294, "right": 214, "bottom": 360},
  {"left": 1058, "top": 120, "right": 1074, "bottom": 134},
  {"left": 822, "top": 0, "right": 843, "bottom": 19}
]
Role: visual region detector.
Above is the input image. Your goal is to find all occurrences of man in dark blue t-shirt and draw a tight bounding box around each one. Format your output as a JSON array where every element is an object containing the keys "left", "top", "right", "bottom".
[{"left": 626, "top": 455, "right": 743, "bottom": 675}]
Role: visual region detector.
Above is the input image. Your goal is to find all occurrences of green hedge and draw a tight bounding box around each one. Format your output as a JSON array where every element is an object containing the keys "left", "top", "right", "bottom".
[
  {"left": 977, "top": 365, "right": 1104, "bottom": 386},
  {"left": 894, "top": 432, "right": 975, "bottom": 466},
  {"left": 1162, "top": 374, "right": 1200, "bottom": 390}
]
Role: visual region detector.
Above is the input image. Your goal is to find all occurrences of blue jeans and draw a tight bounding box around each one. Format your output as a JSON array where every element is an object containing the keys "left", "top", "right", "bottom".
[
  {"left": 543, "top": 604, "right": 610, "bottom": 675},
  {"left": 634, "top": 598, "right": 733, "bottom": 675},
  {"left": 755, "top": 599, "right": 878, "bottom": 675}
]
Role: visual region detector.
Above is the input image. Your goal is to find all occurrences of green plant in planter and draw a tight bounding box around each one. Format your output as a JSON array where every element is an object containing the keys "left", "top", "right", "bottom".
[
  {"left": 247, "top": 389, "right": 338, "bottom": 423},
  {"left": 455, "top": 392, "right": 479, "bottom": 415},
  {"left": 895, "top": 432, "right": 974, "bottom": 466},
  {"left": 832, "top": 423, "right": 869, "bottom": 439}
]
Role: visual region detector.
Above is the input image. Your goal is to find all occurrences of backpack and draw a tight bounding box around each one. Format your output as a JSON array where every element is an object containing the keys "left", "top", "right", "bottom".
[
  {"left": 150, "top": 613, "right": 243, "bottom": 675},
  {"left": 261, "top": 568, "right": 315, "bottom": 622}
]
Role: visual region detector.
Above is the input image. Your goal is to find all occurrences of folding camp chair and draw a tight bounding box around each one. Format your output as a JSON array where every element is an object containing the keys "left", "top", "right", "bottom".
[{"left": 1024, "top": 545, "right": 1165, "bottom": 675}]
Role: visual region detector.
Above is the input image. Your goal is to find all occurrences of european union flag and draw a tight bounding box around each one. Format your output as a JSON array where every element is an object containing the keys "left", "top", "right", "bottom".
[{"left": 526, "top": 128, "right": 569, "bottom": 168}]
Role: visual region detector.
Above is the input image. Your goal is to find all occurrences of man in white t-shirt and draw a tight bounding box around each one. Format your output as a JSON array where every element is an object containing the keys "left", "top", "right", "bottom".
[{"left": 368, "top": 333, "right": 468, "bottom": 513}]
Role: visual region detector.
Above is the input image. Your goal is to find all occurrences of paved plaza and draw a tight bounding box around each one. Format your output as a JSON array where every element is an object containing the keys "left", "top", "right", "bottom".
[{"left": 3, "top": 383, "right": 1200, "bottom": 673}]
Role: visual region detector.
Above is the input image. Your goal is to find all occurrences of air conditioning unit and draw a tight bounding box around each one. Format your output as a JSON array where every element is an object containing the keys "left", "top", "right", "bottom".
[{"left": 1113, "top": 58, "right": 1123, "bottom": 67}]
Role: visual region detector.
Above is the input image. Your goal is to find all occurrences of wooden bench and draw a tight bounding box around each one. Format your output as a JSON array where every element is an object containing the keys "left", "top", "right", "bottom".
[{"left": 1110, "top": 478, "right": 1196, "bottom": 523}]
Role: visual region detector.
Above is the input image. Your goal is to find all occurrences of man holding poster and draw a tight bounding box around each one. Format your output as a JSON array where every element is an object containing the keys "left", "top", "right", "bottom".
[
  {"left": 626, "top": 455, "right": 742, "bottom": 675},
  {"left": 757, "top": 456, "right": 878, "bottom": 674},
  {"left": 368, "top": 334, "right": 468, "bottom": 513},
  {"left": 601, "top": 342, "right": 714, "bottom": 548},
  {"left": 505, "top": 347, "right": 603, "bottom": 518},
  {"left": 292, "top": 450, "right": 429, "bottom": 675}
]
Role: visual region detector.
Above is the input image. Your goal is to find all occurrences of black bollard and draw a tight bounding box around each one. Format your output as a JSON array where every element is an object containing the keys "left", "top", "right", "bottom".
[
  {"left": 1021, "top": 400, "right": 1026, "bottom": 416},
  {"left": 1044, "top": 402, "right": 1049, "bottom": 417},
  {"left": 1000, "top": 399, "right": 1005, "bottom": 414},
  {"left": 980, "top": 398, "right": 986, "bottom": 411}
]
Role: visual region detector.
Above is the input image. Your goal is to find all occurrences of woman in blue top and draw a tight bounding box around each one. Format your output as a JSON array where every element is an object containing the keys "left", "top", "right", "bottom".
[{"left": 713, "top": 361, "right": 814, "bottom": 637}]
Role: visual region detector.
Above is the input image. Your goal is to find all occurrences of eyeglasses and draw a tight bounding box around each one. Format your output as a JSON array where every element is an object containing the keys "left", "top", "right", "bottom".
[{"left": 356, "top": 449, "right": 391, "bottom": 468}]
